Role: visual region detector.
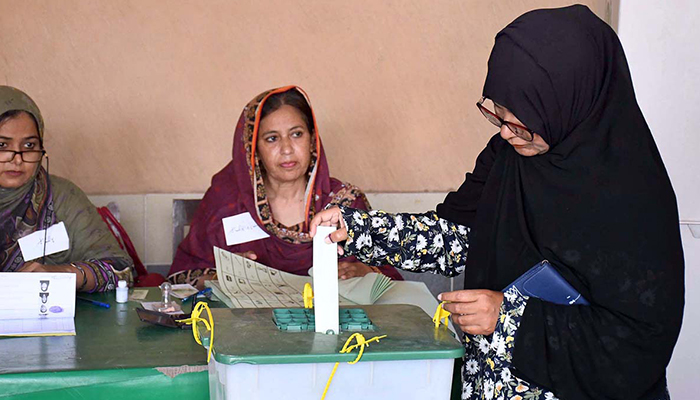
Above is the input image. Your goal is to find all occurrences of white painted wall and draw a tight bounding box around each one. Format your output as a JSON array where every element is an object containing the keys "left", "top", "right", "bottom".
[
  {"left": 617, "top": 0, "right": 700, "bottom": 223},
  {"left": 617, "top": 0, "right": 700, "bottom": 396}
]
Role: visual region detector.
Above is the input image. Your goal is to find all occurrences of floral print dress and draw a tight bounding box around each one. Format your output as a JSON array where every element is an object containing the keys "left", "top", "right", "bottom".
[{"left": 339, "top": 206, "right": 560, "bottom": 400}]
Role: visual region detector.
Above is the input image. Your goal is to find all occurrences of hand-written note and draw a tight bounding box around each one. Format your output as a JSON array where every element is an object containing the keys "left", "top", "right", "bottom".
[
  {"left": 18, "top": 222, "right": 70, "bottom": 261},
  {"left": 222, "top": 212, "right": 270, "bottom": 246}
]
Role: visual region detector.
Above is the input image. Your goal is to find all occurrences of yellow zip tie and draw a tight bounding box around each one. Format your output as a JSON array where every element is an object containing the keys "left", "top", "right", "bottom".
[
  {"left": 321, "top": 333, "right": 387, "bottom": 400},
  {"left": 177, "top": 302, "right": 215, "bottom": 363},
  {"left": 303, "top": 283, "right": 314, "bottom": 309},
  {"left": 433, "top": 301, "right": 451, "bottom": 328}
]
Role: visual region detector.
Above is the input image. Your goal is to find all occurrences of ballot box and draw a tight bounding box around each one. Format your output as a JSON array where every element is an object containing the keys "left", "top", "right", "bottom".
[{"left": 206, "top": 304, "right": 464, "bottom": 400}]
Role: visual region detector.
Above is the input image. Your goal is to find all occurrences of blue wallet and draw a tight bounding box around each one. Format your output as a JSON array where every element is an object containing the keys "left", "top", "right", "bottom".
[{"left": 503, "top": 260, "right": 589, "bottom": 305}]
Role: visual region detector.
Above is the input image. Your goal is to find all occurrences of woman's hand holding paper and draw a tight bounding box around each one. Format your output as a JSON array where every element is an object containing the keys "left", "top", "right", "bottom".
[{"left": 309, "top": 206, "right": 348, "bottom": 255}]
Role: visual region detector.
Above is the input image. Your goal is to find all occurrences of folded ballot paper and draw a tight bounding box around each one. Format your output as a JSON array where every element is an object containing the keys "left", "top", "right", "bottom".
[
  {"left": 206, "top": 246, "right": 394, "bottom": 308},
  {"left": 504, "top": 260, "right": 589, "bottom": 305}
]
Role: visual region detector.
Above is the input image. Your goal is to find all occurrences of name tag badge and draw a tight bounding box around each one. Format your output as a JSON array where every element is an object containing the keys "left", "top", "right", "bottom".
[
  {"left": 18, "top": 222, "right": 70, "bottom": 261},
  {"left": 222, "top": 212, "right": 270, "bottom": 246}
]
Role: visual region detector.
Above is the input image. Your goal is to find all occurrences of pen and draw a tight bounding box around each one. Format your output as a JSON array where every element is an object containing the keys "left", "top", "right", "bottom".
[
  {"left": 182, "top": 287, "right": 212, "bottom": 303},
  {"left": 77, "top": 296, "right": 111, "bottom": 309}
]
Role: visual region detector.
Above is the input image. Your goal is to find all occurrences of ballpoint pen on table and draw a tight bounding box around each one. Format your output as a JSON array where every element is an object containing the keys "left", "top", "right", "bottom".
[
  {"left": 77, "top": 296, "right": 111, "bottom": 309},
  {"left": 182, "top": 287, "right": 212, "bottom": 303}
]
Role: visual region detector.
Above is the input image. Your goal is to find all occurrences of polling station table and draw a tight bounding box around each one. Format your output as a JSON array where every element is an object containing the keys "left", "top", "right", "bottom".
[
  {"left": 0, "top": 281, "right": 456, "bottom": 400},
  {"left": 0, "top": 289, "right": 209, "bottom": 400}
]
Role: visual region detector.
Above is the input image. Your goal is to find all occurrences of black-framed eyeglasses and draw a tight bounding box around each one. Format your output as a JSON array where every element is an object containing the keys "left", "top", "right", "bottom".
[
  {"left": 476, "top": 97, "right": 535, "bottom": 142},
  {"left": 0, "top": 150, "right": 46, "bottom": 163}
]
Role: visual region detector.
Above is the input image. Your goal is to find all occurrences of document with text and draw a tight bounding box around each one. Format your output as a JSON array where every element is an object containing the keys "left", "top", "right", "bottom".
[
  {"left": 0, "top": 272, "right": 76, "bottom": 336},
  {"left": 208, "top": 246, "right": 353, "bottom": 308}
]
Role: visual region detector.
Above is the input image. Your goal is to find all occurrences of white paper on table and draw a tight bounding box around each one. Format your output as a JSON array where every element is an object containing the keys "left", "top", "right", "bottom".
[
  {"left": 128, "top": 289, "right": 149, "bottom": 301},
  {"left": 140, "top": 301, "right": 184, "bottom": 315},
  {"left": 0, "top": 272, "right": 76, "bottom": 336},
  {"left": 221, "top": 212, "right": 270, "bottom": 246},
  {"left": 169, "top": 284, "right": 198, "bottom": 299},
  {"left": 17, "top": 222, "right": 70, "bottom": 261},
  {"left": 313, "top": 226, "right": 339, "bottom": 334}
]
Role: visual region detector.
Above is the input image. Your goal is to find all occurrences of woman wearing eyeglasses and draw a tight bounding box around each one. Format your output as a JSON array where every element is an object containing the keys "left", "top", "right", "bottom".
[
  {"left": 0, "top": 86, "right": 133, "bottom": 292},
  {"left": 310, "top": 5, "right": 683, "bottom": 400}
]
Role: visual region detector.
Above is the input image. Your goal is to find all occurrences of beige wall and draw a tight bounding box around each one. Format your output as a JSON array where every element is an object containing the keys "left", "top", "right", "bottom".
[{"left": 1, "top": 0, "right": 611, "bottom": 194}]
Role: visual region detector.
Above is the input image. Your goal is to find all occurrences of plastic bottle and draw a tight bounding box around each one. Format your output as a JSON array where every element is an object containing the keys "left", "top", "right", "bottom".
[{"left": 116, "top": 280, "right": 128, "bottom": 303}]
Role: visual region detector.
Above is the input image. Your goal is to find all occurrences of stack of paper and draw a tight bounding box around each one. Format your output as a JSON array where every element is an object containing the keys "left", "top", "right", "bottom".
[{"left": 337, "top": 273, "right": 395, "bottom": 305}]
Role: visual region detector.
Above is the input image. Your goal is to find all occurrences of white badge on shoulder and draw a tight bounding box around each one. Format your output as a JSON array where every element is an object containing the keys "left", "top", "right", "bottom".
[
  {"left": 222, "top": 212, "right": 270, "bottom": 246},
  {"left": 18, "top": 221, "right": 70, "bottom": 262}
]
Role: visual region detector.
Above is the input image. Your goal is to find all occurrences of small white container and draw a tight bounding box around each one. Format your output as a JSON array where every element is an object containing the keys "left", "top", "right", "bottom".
[{"left": 116, "top": 280, "right": 128, "bottom": 303}]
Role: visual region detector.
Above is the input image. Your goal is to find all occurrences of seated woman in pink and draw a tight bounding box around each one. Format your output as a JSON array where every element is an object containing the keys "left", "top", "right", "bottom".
[{"left": 169, "top": 86, "right": 402, "bottom": 288}]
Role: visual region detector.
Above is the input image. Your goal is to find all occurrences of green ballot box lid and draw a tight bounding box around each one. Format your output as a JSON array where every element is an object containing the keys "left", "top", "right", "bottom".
[
  {"left": 272, "top": 308, "right": 376, "bottom": 332},
  {"left": 210, "top": 304, "right": 465, "bottom": 365}
]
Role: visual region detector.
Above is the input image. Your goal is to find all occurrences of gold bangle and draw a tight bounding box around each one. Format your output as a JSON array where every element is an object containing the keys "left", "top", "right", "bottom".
[{"left": 71, "top": 263, "right": 88, "bottom": 291}]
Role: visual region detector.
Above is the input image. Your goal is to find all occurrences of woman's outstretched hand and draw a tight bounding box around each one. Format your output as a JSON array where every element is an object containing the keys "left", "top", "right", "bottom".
[
  {"left": 438, "top": 289, "right": 504, "bottom": 335},
  {"left": 309, "top": 206, "right": 349, "bottom": 255}
]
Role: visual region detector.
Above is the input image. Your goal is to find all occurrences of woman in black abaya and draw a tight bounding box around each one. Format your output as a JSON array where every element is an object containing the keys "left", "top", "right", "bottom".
[{"left": 311, "top": 5, "right": 684, "bottom": 400}]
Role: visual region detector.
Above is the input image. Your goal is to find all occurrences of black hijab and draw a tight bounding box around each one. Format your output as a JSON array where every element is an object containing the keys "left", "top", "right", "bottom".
[{"left": 437, "top": 5, "right": 684, "bottom": 400}]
